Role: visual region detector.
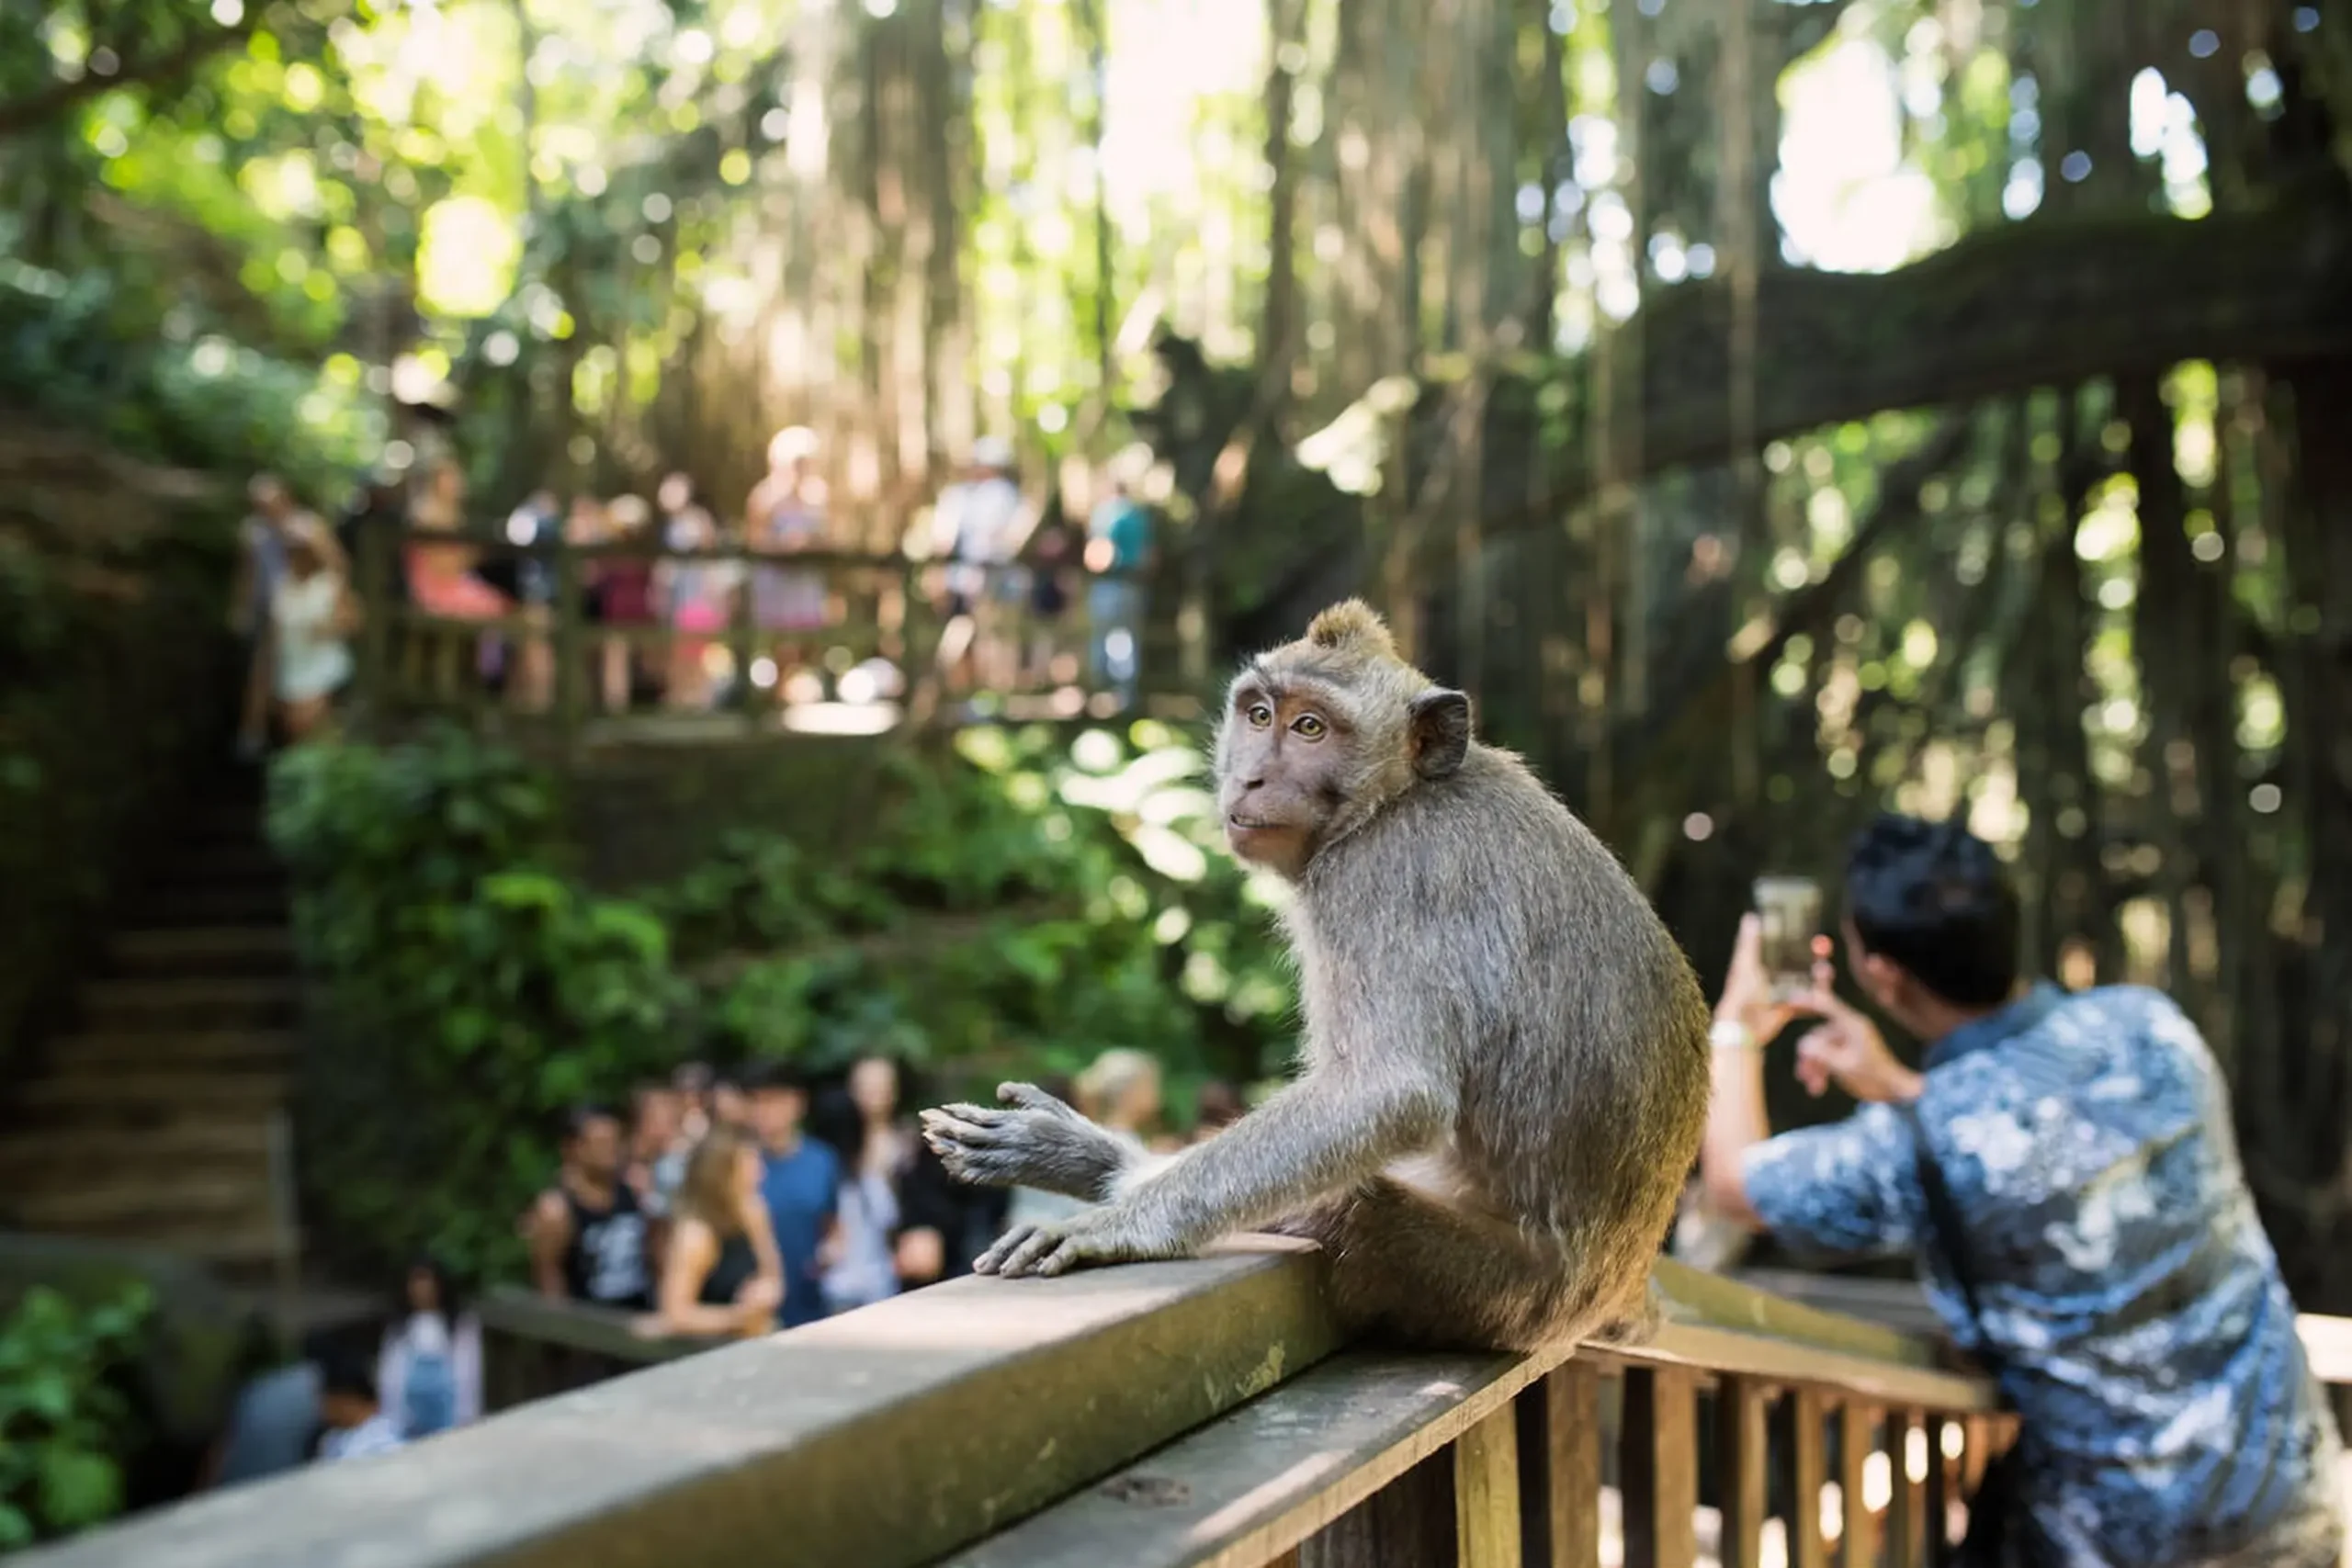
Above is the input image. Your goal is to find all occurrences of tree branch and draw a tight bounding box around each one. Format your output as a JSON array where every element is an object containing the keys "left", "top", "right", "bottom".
[
  {"left": 0, "top": 18, "right": 253, "bottom": 140},
  {"left": 1480, "top": 196, "right": 2352, "bottom": 545}
]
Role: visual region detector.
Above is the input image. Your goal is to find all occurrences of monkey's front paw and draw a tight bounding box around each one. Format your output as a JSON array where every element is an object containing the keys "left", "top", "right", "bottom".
[
  {"left": 973, "top": 1209, "right": 1179, "bottom": 1280},
  {"left": 918, "top": 1083, "right": 1126, "bottom": 1197}
]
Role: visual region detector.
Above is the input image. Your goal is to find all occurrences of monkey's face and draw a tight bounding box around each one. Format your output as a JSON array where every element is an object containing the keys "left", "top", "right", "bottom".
[
  {"left": 1216, "top": 602, "right": 1476, "bottom": 877},
  {"left": 1216, "top": 673, "right": 1359, "bottom": 878}
]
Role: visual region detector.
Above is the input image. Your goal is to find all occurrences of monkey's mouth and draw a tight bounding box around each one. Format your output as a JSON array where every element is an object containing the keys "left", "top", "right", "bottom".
[{"left": 1226, "top": 814, "right": 1283, "bottom": 832}]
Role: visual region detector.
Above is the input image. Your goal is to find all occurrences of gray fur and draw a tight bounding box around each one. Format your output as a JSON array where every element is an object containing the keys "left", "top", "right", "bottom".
[{"left": 920, "top": 604, "right": 1711, "bottom": 1351}]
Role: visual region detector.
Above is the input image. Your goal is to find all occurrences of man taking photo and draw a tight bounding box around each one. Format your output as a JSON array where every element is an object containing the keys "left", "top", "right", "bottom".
[{"left": 1701, "top": 812, "right": 2344, "bottom": 1568}]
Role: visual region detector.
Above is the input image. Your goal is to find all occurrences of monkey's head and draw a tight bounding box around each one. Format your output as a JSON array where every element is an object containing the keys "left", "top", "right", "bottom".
[{"left": 1214, "top": 600, "right": 1472, "bottom": 879}]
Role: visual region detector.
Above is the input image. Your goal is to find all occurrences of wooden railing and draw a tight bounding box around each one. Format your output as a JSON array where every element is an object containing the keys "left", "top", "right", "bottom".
[
  {"left": 30, "top": 1247, "right": 2352, "bottom": 1567},
  {"left": 30, "top": 1247, "right": 2046, "bottom": 1568},
  {"left": 472, "top": 1286, "right": 707, "bottom": 1413},
  {"left": 347, "top": 520, "right": 1170, "bottom": 751}
]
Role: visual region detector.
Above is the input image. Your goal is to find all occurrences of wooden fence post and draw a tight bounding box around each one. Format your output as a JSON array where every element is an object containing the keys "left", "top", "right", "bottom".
[
  {"left": 1888, "top": 1408, "right": 1928, "bottom": 1567},
  {"left": 554, "top": 530, "right": 584, "bottom": 754},
  {"left": 1791, "top": 1386, "right": 1829, "bottom": 1568},
  {"left": 1924, "top": 1416, "right": 1952, "bottom": 1566},
  {"left": 1519, "top": 1356, "right": 1604, "bottom": 1568},
  {"left": 355, "top": 514, "right": 392, "bottom": 736},
  {"left": 730, "top": 543, "right": 759, "bottom": 733},
  {"left": 1455, "top": 1404, "right": 1523, "bottom": 1568},
  {"left": 1840, "top": 1401, "right": 1878, "bottom": 1568},
  {"left": 1622, "top": 1366, "right": 1698, "bottom": 1568},
  {"left": 1716, "top": 1377, "right": 1770, "bottom": 1568},
  {"left": 1300, "top": 1446, "right": 1456, "bottom": 1568}
]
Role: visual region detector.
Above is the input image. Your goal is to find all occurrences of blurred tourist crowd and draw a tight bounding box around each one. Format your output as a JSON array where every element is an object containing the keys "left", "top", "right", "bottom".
[
  {"left": 229, "top": 429, "right": 1156, "bottom": 757},
  {"left": 205, "top": 1049, "right": 1242, "bottom": 1479}
]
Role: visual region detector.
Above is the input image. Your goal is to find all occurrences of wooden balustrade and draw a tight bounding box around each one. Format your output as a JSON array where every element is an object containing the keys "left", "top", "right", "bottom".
[
  {"left": 472, "top": 1286, "right": 708, "bottom": 1413},
  {"left": 24, "top": 1249, "right": 2006, "bottom": 1568},
  {"left": 347, "top": 519, "right": 1170, "bottom": 750},
  {"left": 31, "top": 1245, "right": 2352, "bottom": 1568}
]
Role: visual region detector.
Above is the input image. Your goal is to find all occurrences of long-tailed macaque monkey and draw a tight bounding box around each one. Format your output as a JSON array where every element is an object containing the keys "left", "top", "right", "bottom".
[{"left": 921, "top": 601, "right": 1710, "bottom": 1348}]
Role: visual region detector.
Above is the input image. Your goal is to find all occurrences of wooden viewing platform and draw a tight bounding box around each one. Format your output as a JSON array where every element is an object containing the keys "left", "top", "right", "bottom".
[{"left": 348, "top": 520, "right": 1185, "bottom": 755}]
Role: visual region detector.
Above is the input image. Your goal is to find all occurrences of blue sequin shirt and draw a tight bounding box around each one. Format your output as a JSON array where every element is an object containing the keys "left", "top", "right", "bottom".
[{"left": 1743, "top": 981, "right": 2345, "bottom": 1567}]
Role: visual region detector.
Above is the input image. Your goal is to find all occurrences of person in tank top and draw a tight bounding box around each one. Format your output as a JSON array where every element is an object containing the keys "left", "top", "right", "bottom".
[
  {"left": 527, "top": 1106, "right": 651, "bottom": 1310},
  {"left": 636, "top": 1124, "right": 782, "bottom": 1340}
]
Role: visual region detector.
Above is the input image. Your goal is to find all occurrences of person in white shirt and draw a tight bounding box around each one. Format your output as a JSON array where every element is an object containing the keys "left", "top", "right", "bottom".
[
  {"left": 314, "top": 1350, "right": 404, "bottom": 1463},
  {"left": 376, "top": 1258, "right": 482, "bottom": 1439},
  {"left": 270, "top": 515, "right": 358, "bottom": 742},
  {"left": 931, "top": 438, "right": 1027, "bottom": 694}
]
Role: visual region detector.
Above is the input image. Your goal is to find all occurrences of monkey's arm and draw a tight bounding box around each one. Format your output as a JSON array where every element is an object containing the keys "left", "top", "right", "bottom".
[{"left": 978, "top": 1068, "right": 1450, "bottom": 1278}]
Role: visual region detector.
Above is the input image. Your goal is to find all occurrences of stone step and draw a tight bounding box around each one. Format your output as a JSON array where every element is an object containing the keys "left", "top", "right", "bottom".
[
  {"left": 107, "top": 925, "right": 294, "bottom": 976},
  {"left": 17, "top": 1069, "right": 290, "bottom": 1122},
  {"left": 0, "top": 1123, "right": 275, "bottom": 1182},
  {"left": 136, "top": 884, "right": 290, "bottom": 928},
  {"left": 41, "top": 1030, "right": 298, "bottom": 1074},
  {"left": 79, "top": 976, "right": 299, "bottom": 1031},
  {"left": 6, "top": 1174, "right": 277, "bottom": 1234}
]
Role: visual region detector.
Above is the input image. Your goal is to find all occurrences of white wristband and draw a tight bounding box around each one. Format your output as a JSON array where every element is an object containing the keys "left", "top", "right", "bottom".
[{"left": 1709, "top": 1018, "right": 1758, "bottom": 1054}]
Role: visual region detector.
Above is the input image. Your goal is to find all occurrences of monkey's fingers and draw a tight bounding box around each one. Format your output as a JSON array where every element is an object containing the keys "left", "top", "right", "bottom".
[
  {"left": 930, "top": 1102, "right": 1010, "bottom": 1128},
  {"left": 931, "top": 1116, "right": 1026, "bottom": 1163},
  {"left": 973, "top": 1224, "right": 1039, "bottom": 1276},
  {"left": 1031, "top": 1235, "right": 1099, "bottom": 1277},
  {"left": 997, "top": 1082, "right": 1075, "bottom": 1119},
  {"left": 991, "top": 1224, "right": 1069, "bottom": 1278}
]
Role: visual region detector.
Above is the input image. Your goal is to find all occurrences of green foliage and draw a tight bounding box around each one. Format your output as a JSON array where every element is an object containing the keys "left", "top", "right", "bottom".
[
  {"left": 269, "top": 725, "right": 693, "bottom": 1280},
  {"left": 0, "top": 265, "right": 376, "bottom": 494},
  {"left": 0, "top": 1284, "right": 152, "bottom": 1550},
  {"left": 269, "top": 721, "right": 1296, "bottom": 1284},
  {"left": 684, "top": 725, "right": 1297, "bottom": 1088}
]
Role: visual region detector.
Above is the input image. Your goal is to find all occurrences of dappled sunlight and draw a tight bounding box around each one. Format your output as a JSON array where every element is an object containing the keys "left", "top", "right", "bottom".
[
  {"left": 1776, "top": 33, "right": 1944, "bottom": 274},
  {"left": 779, "top": 699, "right": 902, "bottom": 737}
]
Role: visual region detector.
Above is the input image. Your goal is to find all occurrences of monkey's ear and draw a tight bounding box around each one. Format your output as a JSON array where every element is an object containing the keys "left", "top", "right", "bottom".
[{"left": 1408, "top": 689, "right": 1472, "bottom": 779}]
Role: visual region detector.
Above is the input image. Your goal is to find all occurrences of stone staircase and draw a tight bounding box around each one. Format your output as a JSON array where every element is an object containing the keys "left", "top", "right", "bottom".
[{"left": 0, "top": 784, "right": 299, "bottom": 1281}]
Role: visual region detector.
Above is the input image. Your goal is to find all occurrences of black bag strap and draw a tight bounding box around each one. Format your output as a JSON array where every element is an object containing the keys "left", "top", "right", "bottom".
[{"left": 1900, "top": 1101, "right": 1997, "bottom": 1370}]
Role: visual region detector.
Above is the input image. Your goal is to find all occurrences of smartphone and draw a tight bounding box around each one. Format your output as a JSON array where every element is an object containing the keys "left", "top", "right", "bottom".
[{"left": 1752, "top": 875, "right": 1823, "bottom": 1001}]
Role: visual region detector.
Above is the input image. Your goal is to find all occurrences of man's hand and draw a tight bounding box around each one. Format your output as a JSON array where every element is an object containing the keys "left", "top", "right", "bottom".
[
  {"left": 1790, "top": 962, "right": 1922, "bottom": 1105},
  {"left": 1715, "top": 913, "right": 1806, "bottom": 1043}
]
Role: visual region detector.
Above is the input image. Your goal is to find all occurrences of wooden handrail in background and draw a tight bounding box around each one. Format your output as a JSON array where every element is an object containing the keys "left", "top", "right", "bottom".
[{"left": 347, "top": 518, "right": 1171, "bottom": 751}]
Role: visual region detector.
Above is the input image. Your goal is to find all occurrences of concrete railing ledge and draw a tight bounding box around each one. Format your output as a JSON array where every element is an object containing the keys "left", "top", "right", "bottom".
[{"left": 27, "top": 1239, "right": 1341, "bottom": 1568}]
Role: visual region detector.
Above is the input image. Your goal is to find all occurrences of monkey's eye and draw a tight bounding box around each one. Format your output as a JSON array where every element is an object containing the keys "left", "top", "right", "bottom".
[
  {"left": 1245, "top": 702, "right": 1274, "bottom": 728},
  {"left": 1292, "top": 713, "right": 1328, "bottom": 740}
]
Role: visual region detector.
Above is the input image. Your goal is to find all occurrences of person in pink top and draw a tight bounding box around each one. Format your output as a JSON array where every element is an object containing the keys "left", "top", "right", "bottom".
[
  {"left": 403, "top": 461, "right": 509, "bottom": 622},
  {"left": 594, "top": 494, "right": 659, "bottom": 711}
]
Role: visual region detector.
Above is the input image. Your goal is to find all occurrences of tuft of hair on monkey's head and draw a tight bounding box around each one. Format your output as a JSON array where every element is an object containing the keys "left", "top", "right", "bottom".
[
  {"left": 1215, "top": 599, "right": 1475, "bottom": 875},
  {"left": 1302, "top": 598, "right": 1397, "bottom": 660}
]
